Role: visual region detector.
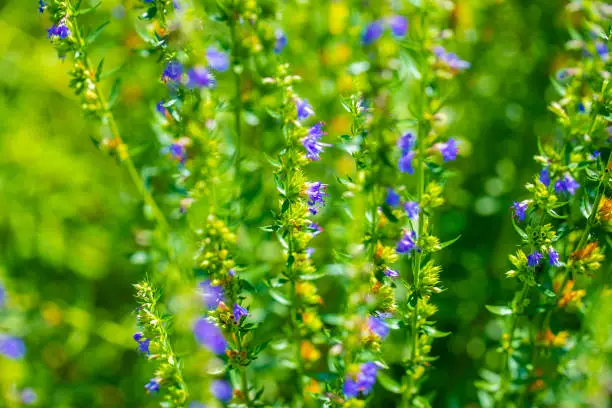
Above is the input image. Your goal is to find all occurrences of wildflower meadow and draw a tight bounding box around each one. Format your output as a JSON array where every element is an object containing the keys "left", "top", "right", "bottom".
[{"left": 0, "top": 0, "right": 611, "bottom": 407}]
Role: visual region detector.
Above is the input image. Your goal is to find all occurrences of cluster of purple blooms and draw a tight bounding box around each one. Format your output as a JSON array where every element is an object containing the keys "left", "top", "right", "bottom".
[
  {"left": 302, "top": 122, "right": 331, "bottom": 161},
  {"left": 210, "top": 379, "right": 233, "bottom": 403},
  {"left": 397, "top": 230, "right": 419, "bottom": 254},
  {"left": 368, "top": 313, "right": 391, "bottom": 340},
  {"left": 343, "top": 362, "right": 379, "bottom": 398},
  {"left": 527, "top": 248, "right": 560, "bottom": 268},
  {"left": 305, "top": 182, "right": 328, "bottom": 215},
  {"left": 538, "top": 167, "right": 579, "bottom": 196},
  {"left": 433, "top": 46, "right": 471, "bottom": 71},
  {"left": 385, "top": 188, "right": 420, "bottom": 221},
  {"left": 133, "top": 332, "right": 151, "bottom": 355},
  {"left": 47, "top": 21, "right": 70, "bottom": 40},
  {"left": 362, "top": 15, "right": 408, "bottom": 45},
  {"left": 145, "top": 378, "right": 161, "bottom": 394}
]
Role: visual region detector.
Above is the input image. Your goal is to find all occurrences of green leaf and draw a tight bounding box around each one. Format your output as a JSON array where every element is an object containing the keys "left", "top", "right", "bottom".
[
  {"left": 264, "top": 153, "right": 281, "bottom": 168},
  {"left": 536, "top": 284, "right": 556, "bottom": 298},
  {"left": 75, "top": 0, "right": 101, "bottom": 16},
  {"left": 139, "top": 6, "right": 157, "bottom": 20},
  {"left": 438, "top": 234, "right": 462, "bottom": 250},
  {"left": 511, "top": 217, "right": 528, "bottom": 240},
  {"left": 87, "top": 21, "right": 110, "bottom": 45},
  {"left": 108, "top": 78, "right": 121, "bottom": 108},
  {"left": 269, "top": 290, "right": 291, "bottom": 306},
  {"left": 422, "top": 325, "right": 451, "bottom": 338},
  {"left": 377, "top": 371, "right": 402, "bottom": 394},
  {"left": 95, "top": 58, "right": 104, "bottom": 83},
  {"left": 485, "top": 305, "right": 513, "bottom": 316},
  {"left": 381, "top": 204, "right": 399, "bottom": 223}
]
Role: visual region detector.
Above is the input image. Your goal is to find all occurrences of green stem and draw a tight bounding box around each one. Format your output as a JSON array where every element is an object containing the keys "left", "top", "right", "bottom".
[
  {"left": 290, "top": 278, "right": 304, "bottom": 407},
  {"left": 230, "top": 15, "right": 242, "bottom": 179},
  {"left": 236, "top": 334, "right": 252, "bottom": 407}
]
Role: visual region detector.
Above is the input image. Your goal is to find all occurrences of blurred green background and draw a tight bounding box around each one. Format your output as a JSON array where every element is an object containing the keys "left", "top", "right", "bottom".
[{"left": 0, "top": 0, "right": 574, "bottom": 406}]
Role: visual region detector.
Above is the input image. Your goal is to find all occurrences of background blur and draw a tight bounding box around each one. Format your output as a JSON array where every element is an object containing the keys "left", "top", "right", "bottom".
[{"left": 0, "top": 0, "right": 571, "bottom": 406}]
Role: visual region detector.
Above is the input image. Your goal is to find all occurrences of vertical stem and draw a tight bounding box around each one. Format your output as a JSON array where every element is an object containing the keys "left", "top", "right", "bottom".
[
  {"left": 230, "top": 15, "right": 242, "bottom": 178},
  {"left": 237, "top": 334, "right": 252, "bottom": 407},
  {"left": 288, "top": 233, "right": 304, "bottom": 407}
]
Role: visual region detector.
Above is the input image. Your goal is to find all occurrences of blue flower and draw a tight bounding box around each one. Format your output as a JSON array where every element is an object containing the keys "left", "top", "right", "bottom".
[
  {"left": 404, "top": 201, "right": 420, "bottom": 220},
  {"left": 511, "top": 201, "right": 528, "bottom": 222},
  {"left": 387, "top": 15, "right": 408, "bottom": 37},
  {"left": 302, "top": 122, "right": 330, "bottom": 160},
  {"left": 133, "top": 332, "right": 150, "bottom": 355},
  {"left": 308, "top": 222, "right": 323, "bottom": 237},
  {"left": 549, "top": 248, "right": 560, "bottom": 267},
  {"left": 362, "top": 20, "right": 384, "bottom": 45},
  {"left": 38, "top": 0, "right": 46, "bottom": 13},
  {"left": 433, "top": 46, "right": 470, "bottom": 71},
  {"left": 527, "top": 251, "right": 543, "bottom": 267},
  {"left": 398, "top": 151, "right": 415, "bottom": 174},
  {"left": 274, "top": 29, "right": 287, "bottom": 53},
  {"left": 0, "top": 335, "right": 25, "bottom": 359},
  {"left": 396, "top": 230, "right": 418, "bottom": 254},
  {"left": 368, "top": 314, "right": 390, "bottom": 339},
  {"left": 187, "top": 67, "right": 216, "bottom": 89},
  {"left": 539, "top": 167, "right": 550, "bottom": 187},
  {"left": 233, "top": 304, "right": 248, "bottom": 323},
  {"left": 595, "top": 41, "right": 609, "bottom": 59},
  {"left": 145, "top": 378, "right": 161, "bottom": 394},
  {"left": 47, "top": 22, "right": 70, "bottom": 39},
  {"left": 305, "top": 182, "right": 327, "bottom": 215},
  {"left": 162, "top": 143, "right": 187, "bottom": 164},
  {"left": 296, "top": 98, "right": 314, "bottom": 121},
  {"left": 193, "top": 318, "right": 227, "bottom": 355},
  {"left": 356, "top": 362, "right": 378, "bottom": 394},
  {"left": 438, "top": 138, "right": 459, "bottom": 162},
  {"left": 384, "top": 267, "right": 399, "bottom": 280},
  {"left": 343, "top": 377, "right": 359, "bottom": 398},
  {"left": 554, "top": 173, "right": 579, "bottom": 196},
  {"left": 156, "top": 101, "right": 167, "bottom": 116},
  {"left": 162, "top": 60, "right": 183, "bottom": 83},
  {"left": 210, "top": 380, "right": 233, "bottom": 403},
  {"left": 385, "top": 188, "right": 400, "bottom": 207},
  {"left": 198, "top": 280, "right": 224, "bottom": 309},
  {"left": 397, "top": 132, "right": 416, "bottom": 152},
  {"left": 21, "top": 388, "right": 37, "bottom": 405},
  {"left": 206, "top": 46, "right": 229, "bottom": 72}
]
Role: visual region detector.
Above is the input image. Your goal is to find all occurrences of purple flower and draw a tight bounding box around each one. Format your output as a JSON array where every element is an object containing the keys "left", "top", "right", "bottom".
[
  {"left": 302, "top": 122, "right": 330, "bottom": 160},
  {"left": 210, "top": 380, "right": 233, "bottom": 403},
  {"left": 133, "top": 332, "right": 150, "bottom": 355},
  {"left": 343, "top": 362, "right": 379, "bottom": 398},
  {"left": 296, "top": 98, "right": 314, "bottom": 121},
  {"left": 398, "top": 151, "right": 415, "bottom": 174},
  {"left": 274, "top": 29, "right": 287, "bottom": 53},
  {"left": 438, "top": 138, "right": 459, "bottom": 162},
  {"left": 145, "top": 378, "right": 161, "bottom": 394},
  {"left": 21, "top": 388, "right": 37, "bottom": 405},
  {"left": 368, "top": 314, "right": 390, "bottom": 339},
  {"left": 404, "top": 201, "right": 420, "bottom": 220},
  {"left": 527, "top": 251, "right": 543, "bottom": 267},
  {"left": 187, "top": 67, "right": 216, "bottom": 89},
  {"left": 356, "top": 362, "right": 378, "bottom": 394},
  {"left": 162, "top": 60, "right": 183, "bottom": 83},
  {"left": 308, "top": 222, "right": 323, "bottom": 237},
  {"left": 596, "top": 41, "right": 609, "bottom": 59},
  {"left": 162, "top": 143, "right": 186, "bottom": 165},
  {"left": 233, "top": 304, "right": 248, "bottom": 323},
  {"left": 362, "top": 20, "right": 384, "bottom": 45},
  {"left": 511, "top": 201, "right": 528, "bottom": 222},
  {"left": 206, "top": 46, "right": 229, "bottom": 72},
  {"left": 385, "top": 188, "right": 401, "bottom": 207},
  {"left": 539, "top": 167, "right": 550, "bottom": 187},
  {"left": 0, "top": 335, "right": 25, "bottom": 359},
  {"left": 388, "top": 15, "right": 408, "bottom": 37},
  {"left": 554, "top": 173, "right": 580, "bottom": 196},
  {"left": 47, "top": 22, "right": 70, "bottom": 39},
  {"left": 343, "top": 377, "right": 359, "bottom": 398},
  {"left": 193, "top": 318, "right": 227, "bottom": 355},
  {"left": 549, "top": 248, "right": 560, "bottom": 267},
  {"left": 198, "top": 280, "right": 224, "bottom": 309},
  {"left": 384, "top": 267, "right": 399, "bottom": 279},
  {"left": 156, "top": 101, "right": 167, "bottom": 116},
  {"left": 434, "top": 46, "right": 471, "bottom": 71},
  {"left": 396, "top": 230, "right": 418, "bottom": 254},
  {"left": 397, "top": 132, "right": 416, "bottom": 152},
  {"left": 305, "top": 182, "right": 327, "bottom": 215}
]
